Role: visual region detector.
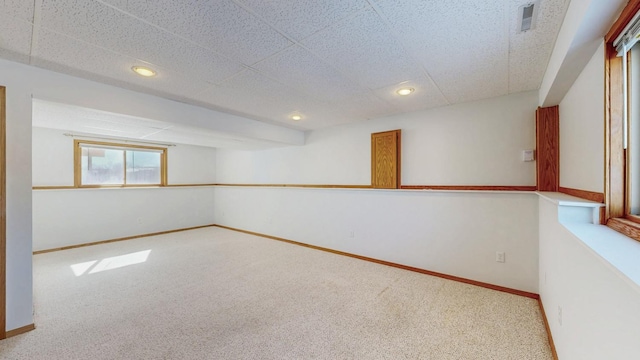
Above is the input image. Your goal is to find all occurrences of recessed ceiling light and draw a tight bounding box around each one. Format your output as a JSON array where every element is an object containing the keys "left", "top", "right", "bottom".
[
  {"left": 132, "top": 66, "right": 156, "bottom": 77},
  {"left": 396, "top": 87, "right": 414, "bottom": 96},
  {"left": 291, "top": 114, "right": 302, "bottom": 121}
]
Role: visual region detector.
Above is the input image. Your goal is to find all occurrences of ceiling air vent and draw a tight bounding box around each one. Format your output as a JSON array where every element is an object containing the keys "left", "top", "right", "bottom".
[{"left": 518, "top": 1, "right": 539, "bottom": 33}]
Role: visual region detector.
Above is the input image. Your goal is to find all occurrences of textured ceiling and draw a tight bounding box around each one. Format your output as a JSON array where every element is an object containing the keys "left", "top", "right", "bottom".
[{"left": 1, "top": 0, "right": 570, "bottom": 132}]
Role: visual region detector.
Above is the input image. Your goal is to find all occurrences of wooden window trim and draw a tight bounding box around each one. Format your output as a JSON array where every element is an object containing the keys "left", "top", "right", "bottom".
[
  {"left": 605, "top": 0, "right": 640, "bottom": 242},
  {"left": 74, "top": 140, "right": 168, "bottom": 188}
]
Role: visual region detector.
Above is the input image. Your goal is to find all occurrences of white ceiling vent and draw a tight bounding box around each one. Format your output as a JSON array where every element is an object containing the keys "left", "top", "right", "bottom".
[{"left": 518, "top": 1, "right": 540, "bottom": 33}]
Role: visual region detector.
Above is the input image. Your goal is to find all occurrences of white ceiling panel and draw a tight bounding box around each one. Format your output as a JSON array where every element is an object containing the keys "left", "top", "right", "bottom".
[
  {"left": 32, "top": 29, "right": 212, "bottom": 99},
  {"left": 253, "top": 45, "right": 363, "bottom": 103},
  {"left": 39, "top": 0, "right": 245, "bottom": 84},
  {"left": 302, "top": 7, "right": 426, "bottom": 90},
  {"left": 194, "top": 70, "right": 315, "bottom": 126},
  {"left": 509, "top": 0, "right": 570, "bottom": 50},
  {"left": 333, "top": 92, "right": 398, "bottom": 120},
  {"left": 235, "top": 0, "right": 367, "bottom": 41},
  {"left": 373, "top": 76, "right": 449, "bottom": 113},
  {"left": 99, "top": 0, "right": 293, "bottom": 65},
  {"left": 3, "top": 0, "right": 35, "bottom": 23},
  {"left": 0, "top": 15, "right": 32, "bottom": 64},
  {"left": 1, "top": 1, "right": 571, "bottom": 138},
  {"left": 373, "top": 0, "right": 509, "bottom": 103},
  {"left": 508, "top": 0, "right": 570, "bottom": 92},
  {"left": 509, "top": 41, "right": 554, "bottom": 93}
]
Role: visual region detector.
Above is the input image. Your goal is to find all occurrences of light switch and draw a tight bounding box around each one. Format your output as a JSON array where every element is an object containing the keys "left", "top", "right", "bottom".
[{"left": 523, "top": 150, "right": 535, "bottom": 162}]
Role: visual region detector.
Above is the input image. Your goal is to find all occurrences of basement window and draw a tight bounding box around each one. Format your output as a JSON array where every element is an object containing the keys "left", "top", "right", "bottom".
[
  {"left": 605, "top": 2, "right": 640, "bottom": 241},
  {"left": 74, "top": 141, "right": 167, "bottom": 187}
]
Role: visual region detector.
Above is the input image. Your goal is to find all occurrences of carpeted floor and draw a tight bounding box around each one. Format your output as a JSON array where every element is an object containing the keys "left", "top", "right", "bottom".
[{"left": 1, "top": 227, "right": 552, "bottom": 359}]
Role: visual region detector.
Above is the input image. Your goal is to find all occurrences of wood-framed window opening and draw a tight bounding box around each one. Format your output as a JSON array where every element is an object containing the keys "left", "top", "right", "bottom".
[
  {"left": 74, "top": 140, "right": 168, "bottom": 188},
  {"left": 605, "top": 0, "right": 640, "bottom": 240}
]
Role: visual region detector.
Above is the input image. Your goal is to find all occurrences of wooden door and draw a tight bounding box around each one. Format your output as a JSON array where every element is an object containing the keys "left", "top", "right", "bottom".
[{"left": 371, "top": 130, "right": 401, "bottom": 189}]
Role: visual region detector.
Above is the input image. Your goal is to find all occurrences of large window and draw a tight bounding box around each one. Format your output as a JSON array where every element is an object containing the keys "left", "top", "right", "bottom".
[
  {"left": 605, "top": 0, "right": 640, "bottom": 240},
  {"left": 75, "top": 141, "right": 167, "bottom": 187}
]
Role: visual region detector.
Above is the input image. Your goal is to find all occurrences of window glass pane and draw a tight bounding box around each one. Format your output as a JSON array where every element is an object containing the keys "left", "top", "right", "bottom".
[
  {"left": 126, "top": 150, "right": 161, "bottom": 185},
  {"left": 630, "top": 44, "right": 640, "bottom": 214},
  {"left": 81, "top": 147, "right": 124, "bottom": 185}
]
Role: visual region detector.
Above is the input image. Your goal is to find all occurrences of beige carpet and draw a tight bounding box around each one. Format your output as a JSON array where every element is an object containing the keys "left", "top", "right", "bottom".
[{"left": 1, "top": 227, "right": 552, "bottom": 359}]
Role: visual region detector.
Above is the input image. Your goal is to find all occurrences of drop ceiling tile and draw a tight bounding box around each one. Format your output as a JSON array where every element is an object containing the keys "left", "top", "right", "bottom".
[
  {"left": 32, "top": 28, "right": 211, "bottom": 100},
  {"left": 509, "top": 0, "right": 570, "bottom": 50},
  {"left": 301, "top": 7, "right": 425, "bottom": 90},
  {"left": 509, "top": 42, "right": 553, "bottom": 93},
  {"left": 100, "top": 0, "right": 292, "bottom": 65},
  {"left": 372, "top": 76, "right": 449, "bottom": 113},
  {"left": 194, "top": 70, "right": 309, "bottom": 123},
  {"left": 331, "top": 92, "right": 398, "bottom": 120},
  {"left": 373, "top": 0, "right": 509, "bottom": 103},
  {"left": 235, "top": 0, "right": 367, "bottom": 41},
  {"left": 3, "top": 0, "right": 35, "bottom": 23},
  {"left": 39, "top": 0, "right": 245, "bottom": 83},
  {"left": 0, "top": 15, "right": 32, "bottom": 64},
  {"left": 253, "top": 45, "right": 363, "bottom": 102}
]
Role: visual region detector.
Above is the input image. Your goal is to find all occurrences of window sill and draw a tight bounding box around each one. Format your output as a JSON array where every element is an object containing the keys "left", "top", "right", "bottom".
[
  {"left": 607, "top": 217, "right": 640, "bottom": 242},
  {"left": 561, "top": 222, "right": 640, "bottom": 294},
  {"left": 539, "top": 192, "right": 640, "bottom": 293}
]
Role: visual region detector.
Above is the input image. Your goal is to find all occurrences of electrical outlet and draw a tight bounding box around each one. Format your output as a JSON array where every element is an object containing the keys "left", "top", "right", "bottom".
[
  {"left": 558, "top": 306, "right": 562, "bottom": 326},
  {"left": 496, "top": 252, "right": 505, "bottom": 263},
  {"left": 349, "top": 231, "right": 355, "bottom": 238}
]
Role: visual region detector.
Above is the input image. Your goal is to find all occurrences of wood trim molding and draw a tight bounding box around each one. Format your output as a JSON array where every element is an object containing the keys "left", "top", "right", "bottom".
[
  {"left": 33, "top": 184, "right": 541, "bottom": 192},
  {"left": 164, "top": 184, "right": 217, "bottom": 187},
  {"left": 537, "top": 299, "right": 559, "bottom": 360},
  {"left": 5, "top": 323, "right": 35, "bottom": 339},
  {"left": 558, "top": 187, "right": 605, "bottom": 203},
  {"left": 606, "top": 41, "right": 626, "bottom": 221},
  {"left": 32, "top": 186, "right": 77, "bottom": 190},
  {"left": 401, "top": 185, "right": 537, "bottom": 191},
  {"left": 74, "top": 140, "right": 168, "bottom": 187},
  {"left": 214, "top": 224, "right": 540, "bottom": 299},
  {"left": 32, "top": 184, "right": 218, "bottom": 190},
  {"left": 33, "top": 224, "right": 215, "bottom": 255},
  {"left": 606, "top": 217, "right": 640, "bottom": 242},
  {"left": 605, "top": 0, "right": 640, "bottom": 43},
  {"left": 0, "top": 86, "right": 5, "bottom": 340},
  {"left": 536, "top": 106, "right": 560, "bottom": 191},
  {"left": 214, "top": 184, "right": 373, "bottom": 189}
]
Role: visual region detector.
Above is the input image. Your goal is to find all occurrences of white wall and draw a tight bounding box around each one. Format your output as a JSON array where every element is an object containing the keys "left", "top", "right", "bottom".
[
  {"left": 33, "top": 187, "right": 214, "bottom": 252},
  {"left": 32, "top": 127, "right": 73, "bottom": 186},
  {"left": 166, "top": 144, "right": 216, "bottom": 185},
  {"left": 559, "top": 42, "right": 604, "bottom": 193},
  {"left": 32, "top": 127, "right": 216, "bottom": 186},
  {"left": 2, "top": 82, "right": 33, "bottom": 332},
  {"left": 538, "top": 198, "right": 640, "bottom": 359},
  {"left": 31, "top": 127, "right": 217, "bottom": 251},
  {"left": 215, "top": 187, "right": 540, "bottom": 293},
  {"left": 217, "top": 91, "right": 538, "bottom": 186},
  {"left": 214, "top": 91, "right": 541, "bottom": 293}
]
